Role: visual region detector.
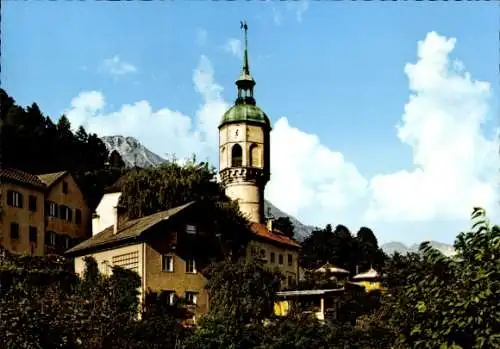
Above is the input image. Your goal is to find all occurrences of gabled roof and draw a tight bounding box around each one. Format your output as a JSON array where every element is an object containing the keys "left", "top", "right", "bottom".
[
  {"left": 249, "top": 223, "right": 301, "bottom": 249},
  {"left": 66, "top": 201, "right": 196, "bottom": 256},
  {"left": 0, "top": 168, "right": 46, "bottom": 190},
  {"left": 315, "top": 263, "right": 349, "bottom": 274},
  {"left": 37, "top": 171, "right": 68, "bottom": 188},
  {"left": 353, "top": 268, "right": 379, "bottom": 280}
]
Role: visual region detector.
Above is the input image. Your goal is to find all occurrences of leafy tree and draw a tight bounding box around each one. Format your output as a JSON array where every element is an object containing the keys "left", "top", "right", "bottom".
[
  {"left": 273, "top": 217, "right": 295, "bottom": 239},
  {"left": 368, "top": 207, "right": 500, "bottom": 349}
]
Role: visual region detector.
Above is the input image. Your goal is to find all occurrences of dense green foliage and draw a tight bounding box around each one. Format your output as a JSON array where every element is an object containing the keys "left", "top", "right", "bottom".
[
  {"left": 300, "top": 223, "right": 387, "bottom": 274},
  {"left": 0, "top": 88, "right": 126, "bottom": 209}
]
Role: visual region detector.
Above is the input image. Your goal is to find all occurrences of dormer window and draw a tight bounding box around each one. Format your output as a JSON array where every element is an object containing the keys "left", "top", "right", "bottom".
[{"left": 185, "top": 224, "right": 197, "bottom": 235}]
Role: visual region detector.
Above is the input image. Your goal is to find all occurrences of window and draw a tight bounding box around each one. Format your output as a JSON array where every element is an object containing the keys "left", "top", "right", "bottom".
[
  {"left": 185, "top": 224, "right": 197, "bottom": 235},
  {"left": 10, "top": 223, "right": 19, "bottom": 240},
  {"left": 112, "top": 251, "right": 140, "bottom": 273},
  {"left": 185, "top": 291, "right": 198, "bottom": 305},
  {"left": 29, "top": 226, "right": 37, "bottom": 243},
  {"left": 260, "top": 249, "right": 266, "bottom": 260},
  {"left": 7, "top": 190, "right": 23, "bottom": 208},
  {"left": 75, "top": 209, "right": 82, "bottom": 224},
  {"left": 162, "top": 255, "right": 174, "bottom": 272},
  {"left": 279, "top": 254, "right": 284, "bottom": 265},
  {"left": 288, "top": 276, "right": 295, "bottom": 287},
  {"left": 46, "top": 202, "right": 58, "bottom": 217},
  {"left": 270, "top": 252, "right": 276, "bottom": 263},
  {"left": 59, "top": 205, "right": 72, "bottom": 222},
  {"left": 288, "top": 254, "right": 293, "bottom": 267},
  {"left": 186, "top": 258, "right": 196, "bottom": 273},
  {"left": 46, "top": 231, "right": 57, "bottom": 246},
  {"left": 249, "top": 143, "right": 260, "bottom": 167},
  {"left": 28, "top": 196, "right": 37, "bottom": 212},
  {"left": 62, "top": 181, "right": 68, "bottom": 194},
  {"left": 231, "top": 144, "right": 243, "bottom": 167},
  {"left": 164, "top": 291, "right": 175, "bottom": 306}
]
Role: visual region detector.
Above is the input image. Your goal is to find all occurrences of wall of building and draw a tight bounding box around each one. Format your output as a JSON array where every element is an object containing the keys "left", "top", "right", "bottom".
[
  {"left": 145, "top": 230, "right": 210, "bottom": 317},
  {"left": 92, "top": 192, "right": 121, "bottom": 235},
  {"left": 246, "top": 240, "right": 300, "bottom": 289},
  {"left": 74, "top": 243, "right": 146, "bottom": 297},
  {"left": 0, "top": 182, "right": 45, "bottom": 256},
  {"left": 45, "top": 174, "right": 91, "bottom": 245}
]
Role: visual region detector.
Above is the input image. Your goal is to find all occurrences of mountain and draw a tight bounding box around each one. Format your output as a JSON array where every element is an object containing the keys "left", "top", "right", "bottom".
[
  {"left": 101, "top": 135, "right": 165, "bottom": 168},
  {"left": 264, "top": 200, "right": 316, "bottom": 241},
  {"left": 100, "top": 135, "right": 315, "bottom": 240},
  {"left": 381, "top": 241, "right": 456, "bottom": 257}
]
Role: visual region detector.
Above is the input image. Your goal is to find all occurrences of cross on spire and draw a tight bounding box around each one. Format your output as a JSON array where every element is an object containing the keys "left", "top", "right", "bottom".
[{"left": 235, "top": 20, "right": 256, "bottom": 105}]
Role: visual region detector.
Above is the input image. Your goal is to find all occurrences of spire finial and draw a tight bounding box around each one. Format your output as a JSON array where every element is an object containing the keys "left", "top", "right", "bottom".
[{"left": 240, "top": 20, "right": 249, "bottom": 75}]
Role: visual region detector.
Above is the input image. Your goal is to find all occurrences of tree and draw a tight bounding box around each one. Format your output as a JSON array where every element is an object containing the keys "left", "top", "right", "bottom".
[
  {"left": 109, "top": 149, "right": 126, "bottom": 169},
  {"left": 273, "top": 217, "right": 295, "bottom": 239},
  {"left": 369, "top": 207, "right": 500, "bottom": 349}
]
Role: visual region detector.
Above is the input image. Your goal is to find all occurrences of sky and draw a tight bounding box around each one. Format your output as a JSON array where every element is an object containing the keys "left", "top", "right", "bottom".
[{"left": 2, "top": 1, "right": 499, "bottom": 245}]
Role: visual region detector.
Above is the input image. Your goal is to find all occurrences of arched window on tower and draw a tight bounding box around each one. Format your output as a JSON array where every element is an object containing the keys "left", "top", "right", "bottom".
[
  {"left": 231, "top": 144, "right": 243, "bottom": 167},
  {"left": 249, "top": 143, "right": 260, "bottom": 167}
]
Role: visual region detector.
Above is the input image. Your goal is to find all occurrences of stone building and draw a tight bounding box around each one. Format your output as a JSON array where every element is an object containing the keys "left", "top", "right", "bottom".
[{"left": 0, "top": 168, "right": 91, "bottom": 256}]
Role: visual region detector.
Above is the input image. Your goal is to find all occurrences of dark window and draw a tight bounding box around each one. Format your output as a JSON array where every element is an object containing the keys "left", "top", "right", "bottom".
[
  {"left": 10, "top": 223, "right": 19, "bottom": 240},
  {"left": 185, "top": 291, "right": 198, "bottom": 305},
  {"left": 288, "top": 276, "right": 294, "bottom": 287},
  {"left": 75, "top": 209, "right": 82, "bottom": 224},
  {"left": 163, "top": 290, "right": 175, "bottom": 305},
  {"left": 29, "top": 226, "right": 37, "bottom": 243},
  {"left": 45, "top": 231, "right": 56, "bottom": 246},
  {"left": 62, "top": 181, "right": 68, "bottom": 194},
  {"left": 279, "top": 254, "right": 284, "bottom": 265},
  {"left": 231, "top": 144, "right": 242, "bottom": 167},
  {"left": 7, "top": 190, "right": 23, "bottom": 208},
  {"left": 288, "top": 254, "right": 293, "bottom": 267},
  {"left": 162, "top": 255, "right": 174, "bottom": 272},
  {"left": 186, "top": 258, "right": 196, "bottom": 273},
  {"left": 28, "top": 196, "right": 37, "bottom": 212},
  {"left": 59, "top": 205, "right": 72, "bottom": 222},
  {"left": 270, "top": 252, "right": 276, "bottom": 263},
  {"left": 260, "top": 249, "right": 266, "bottom": 260},
  {"left": 46, "top": 202, "right": 58, "bottom": 217}
]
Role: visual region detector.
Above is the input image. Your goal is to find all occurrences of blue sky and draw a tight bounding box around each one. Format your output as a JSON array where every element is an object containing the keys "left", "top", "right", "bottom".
[{"left": 3, "top": 2, "right": 499, "bottom": 245}]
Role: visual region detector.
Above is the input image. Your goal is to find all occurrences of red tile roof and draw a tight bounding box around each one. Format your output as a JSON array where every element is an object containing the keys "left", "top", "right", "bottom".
[
  {"left": 249, "top": 223, "right": 301, "bottom": 249},
  {"left": 0, "top": 168, "right": 46, "bottom": 189}
]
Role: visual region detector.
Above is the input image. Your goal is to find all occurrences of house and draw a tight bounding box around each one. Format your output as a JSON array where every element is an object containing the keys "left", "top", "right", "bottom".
[
  {"left": 66, "top": 201, "right": 223, "bottom": 321},
  {"left": 38, "top": 171, "right": 92, "bottom": 254},
  {"left": 0, "top": 169, "right": 46, "bottom": 255},
  {"left": 0, "top": 168, "right": 91, "bottom": 256}
]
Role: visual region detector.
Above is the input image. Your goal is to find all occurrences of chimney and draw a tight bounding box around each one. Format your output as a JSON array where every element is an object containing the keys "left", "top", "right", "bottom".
[
  {"left": 267, "top": 218, "right": 273, "bottom": 232},
  {"left": 113, "top": 205, "right": 119, "bottom": 235}
]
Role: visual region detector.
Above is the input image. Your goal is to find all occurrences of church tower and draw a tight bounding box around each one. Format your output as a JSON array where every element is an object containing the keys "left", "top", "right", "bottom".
[{"left": 219, "top": 21, "right": 271, "bottom": 224}]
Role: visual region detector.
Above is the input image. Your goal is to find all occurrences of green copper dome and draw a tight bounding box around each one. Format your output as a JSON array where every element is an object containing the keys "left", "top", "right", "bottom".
[{"left": 220, "top": 103, "right": 271, "bottom": 128}]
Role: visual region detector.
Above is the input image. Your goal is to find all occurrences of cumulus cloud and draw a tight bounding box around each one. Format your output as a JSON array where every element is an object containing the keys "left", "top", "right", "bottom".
[
  {"left": 66, "top": 55, "right": 227, "bottom": 161},
  {"left": 99, "top": 56, "right": 137, "bottom": 76},
  {"left": 365, "top": 31, "right": 497, "bottom": 222},
  {"left": 224, "top": 38, "right": 243, "bottom": 59},
  {"left": 65, "top": 31, "right": 497, "bottom": 243}
]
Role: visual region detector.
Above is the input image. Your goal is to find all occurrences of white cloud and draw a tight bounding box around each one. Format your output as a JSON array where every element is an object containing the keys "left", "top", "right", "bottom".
[
  {"left": 224, "top": 38, "right": 243, "bottom": 58},
  {"left": 196, "top": 28, "right": 208, "bottom": 47},
  {"left": 65, "top": 31, "right": 497, "bottom": 244},
  {"left": 271, "top": 1, "right": 309, "bottom": 26},
  {"left": 99, "top": 55, "right": 137, "bottom": 76},
  {"left": 365, "top": 31, "right": 497, "bottom": 223}
]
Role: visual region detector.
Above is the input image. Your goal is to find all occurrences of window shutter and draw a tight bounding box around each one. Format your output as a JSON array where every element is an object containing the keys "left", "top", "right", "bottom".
[
  {"left": 54, "top": 203, "right": 59, "bottom": 218},
  {"left": 68, "top": 208, "right": 73, "bottom": 222},
  {"left": 6, "top": 191, "right": 13, "bottom": 206},
  {"left": 18, "top": 193, "right": 24, "bottom": 208},
  {"left": 59, "top": 205, "right": 65, "bottom": 219}
]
